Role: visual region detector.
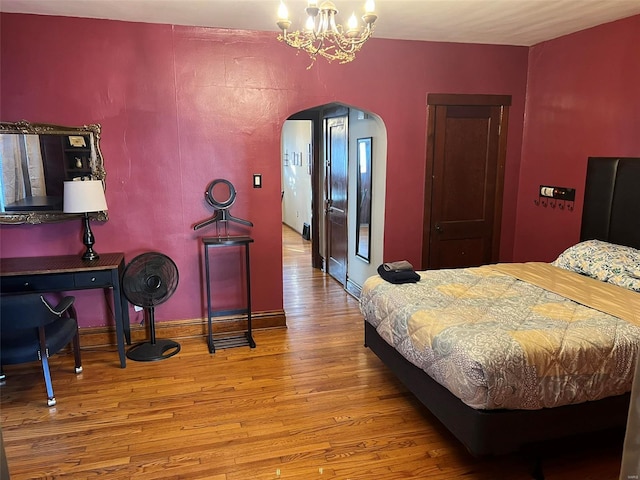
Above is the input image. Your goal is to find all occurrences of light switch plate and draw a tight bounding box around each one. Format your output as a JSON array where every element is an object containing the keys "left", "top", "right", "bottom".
[{"left": 253, "top": 174, "right": 262, "bottom": 188}]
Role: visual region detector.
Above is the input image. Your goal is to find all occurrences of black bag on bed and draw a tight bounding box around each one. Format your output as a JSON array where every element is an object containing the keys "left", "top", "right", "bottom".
[{"left": 377, "top": 263, "right": 420, "bottom": 284}]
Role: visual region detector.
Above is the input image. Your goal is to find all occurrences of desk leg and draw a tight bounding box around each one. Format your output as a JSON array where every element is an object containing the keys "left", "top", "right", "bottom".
[
  {"left": 111, "top": 283, "right": 128, "bottom": 368},
  {"left": 121, "top": 293, "right": 131, "bottom": 345}
]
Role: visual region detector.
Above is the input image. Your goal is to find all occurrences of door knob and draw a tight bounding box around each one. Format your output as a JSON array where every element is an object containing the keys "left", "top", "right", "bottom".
[
  {"left": 325, "top": 199, "right": 334, "bottom": 214},
  {"left": 434, "top": 223, "right": 443, "bottom": 233}
]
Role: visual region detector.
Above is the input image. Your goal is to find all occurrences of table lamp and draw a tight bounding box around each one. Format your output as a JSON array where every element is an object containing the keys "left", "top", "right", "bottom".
[{"left": 63, "top": 180, "right": 108, "bottom": 261}]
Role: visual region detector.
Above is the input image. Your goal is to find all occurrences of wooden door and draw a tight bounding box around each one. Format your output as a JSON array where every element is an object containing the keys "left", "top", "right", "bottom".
[
  {"left": 325, "top": 113, "right": 349, "bottom": 285},
  {"left": 423, "top": 94, "right": 510, "bottom": 270}
]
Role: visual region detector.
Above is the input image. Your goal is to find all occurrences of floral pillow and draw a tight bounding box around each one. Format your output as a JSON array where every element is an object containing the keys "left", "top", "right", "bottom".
[
  {"left": 552, "top": 239, "right": 640, "bottom": 292},
  {"left": 628, "top": 262, "right": 640, "bottom": 279}
]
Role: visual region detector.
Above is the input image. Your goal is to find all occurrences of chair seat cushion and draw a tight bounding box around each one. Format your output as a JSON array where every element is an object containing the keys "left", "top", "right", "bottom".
[{"left": 1, "top": 317, "right": 78, "bottom": 365}]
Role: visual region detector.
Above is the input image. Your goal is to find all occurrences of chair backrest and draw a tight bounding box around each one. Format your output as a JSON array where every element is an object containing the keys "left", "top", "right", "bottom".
[{"left": 0, "top": 294, "right": 65, "bottom": 333}]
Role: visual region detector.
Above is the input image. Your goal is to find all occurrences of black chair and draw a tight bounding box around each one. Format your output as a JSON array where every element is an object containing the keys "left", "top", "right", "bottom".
[{"left": 0, "top": 294, "right": 82, "bottom": 407}]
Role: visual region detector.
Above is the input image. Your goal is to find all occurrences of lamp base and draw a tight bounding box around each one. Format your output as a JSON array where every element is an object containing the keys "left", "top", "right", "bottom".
[
  {"left": 82, "top": 248, "right": 100, "bottom": 261},
  {"left": 81, "top": 213, "right": 100, "bottom": 261}
]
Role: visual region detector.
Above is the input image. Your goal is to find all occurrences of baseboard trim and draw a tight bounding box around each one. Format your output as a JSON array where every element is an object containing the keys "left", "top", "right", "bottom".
[
  {"left": 79, "top": 310, "right": 287, "bottom": 348},
  {"left": 345, "top": 278, "right": 362, "bottom": 299}
]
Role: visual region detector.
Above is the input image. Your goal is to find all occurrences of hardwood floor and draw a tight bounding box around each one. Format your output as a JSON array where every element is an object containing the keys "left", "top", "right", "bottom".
[{"left": 0, "top": 225, "right": 625, "bottom": 479}]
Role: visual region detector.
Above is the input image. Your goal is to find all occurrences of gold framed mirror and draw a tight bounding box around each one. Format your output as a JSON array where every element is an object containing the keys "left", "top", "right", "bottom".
[{"left": 0, "top": 120, "right": 107, "bottom": 224}]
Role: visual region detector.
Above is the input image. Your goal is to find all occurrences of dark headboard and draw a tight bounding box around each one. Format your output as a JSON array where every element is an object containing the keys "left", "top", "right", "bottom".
[{"left": 581, "top": 157, "right": 640, "bottom": 250}]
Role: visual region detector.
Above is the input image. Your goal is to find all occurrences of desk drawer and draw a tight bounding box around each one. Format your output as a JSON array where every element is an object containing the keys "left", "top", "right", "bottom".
[
  {"left": 1, "top": 274, "right": 75, "bottom": 293},
  {"left": 74, "top": 270, "right": 113, "bottom": 288},
  {"left": 1, "top": 270, "right": 113, "bottom": 293}
]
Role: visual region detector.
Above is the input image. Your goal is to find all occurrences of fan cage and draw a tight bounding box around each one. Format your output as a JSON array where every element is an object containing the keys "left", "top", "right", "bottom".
[{"left": 122, "top": 252, "right": 179, "bottom": 308}]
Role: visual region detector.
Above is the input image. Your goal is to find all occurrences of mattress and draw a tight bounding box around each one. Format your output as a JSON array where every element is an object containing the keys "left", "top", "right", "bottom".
[{"left": 360, "top": 263, "right": 640, "bottom": 410}]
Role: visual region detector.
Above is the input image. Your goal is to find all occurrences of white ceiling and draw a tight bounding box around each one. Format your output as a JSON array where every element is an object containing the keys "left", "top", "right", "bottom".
[{"left": 2, "top": 0, "right": 640, "bottom": 46}]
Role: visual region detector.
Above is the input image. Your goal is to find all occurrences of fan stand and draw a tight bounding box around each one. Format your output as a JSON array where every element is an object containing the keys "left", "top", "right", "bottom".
[{"left": 126, "top": 307, "right": 180, "bottom": 362}]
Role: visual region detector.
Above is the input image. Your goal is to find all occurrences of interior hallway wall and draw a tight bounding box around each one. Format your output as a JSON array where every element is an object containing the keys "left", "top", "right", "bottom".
[{"left": 281, "top": 120, "right": 312, "bottom": 235}]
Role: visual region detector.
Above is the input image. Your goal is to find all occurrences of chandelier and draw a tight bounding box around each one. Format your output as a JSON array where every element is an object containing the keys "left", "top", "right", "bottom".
[{"left": 276, "top": 0, "right": 377, "bottom": 67}]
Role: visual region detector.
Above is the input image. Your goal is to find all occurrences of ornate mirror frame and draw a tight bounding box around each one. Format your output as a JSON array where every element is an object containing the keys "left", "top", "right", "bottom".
[{"left": 0, "top": 120, "right": 107, "bottom": 224}]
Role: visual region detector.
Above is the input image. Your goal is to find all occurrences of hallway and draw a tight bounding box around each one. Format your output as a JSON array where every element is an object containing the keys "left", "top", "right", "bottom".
[{"left": 282, "top": 223, "right": 355, "bottom": 319}]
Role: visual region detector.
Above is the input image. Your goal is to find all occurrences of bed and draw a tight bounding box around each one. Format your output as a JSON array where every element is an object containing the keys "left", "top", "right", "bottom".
[{"left": 361, "top": 156, "right": 640, "bottom": 458}]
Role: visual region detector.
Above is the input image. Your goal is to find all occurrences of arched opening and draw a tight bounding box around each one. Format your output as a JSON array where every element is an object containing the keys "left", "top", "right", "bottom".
[{"left": 280, "top": 102, "right": 387, "bottom": 304}]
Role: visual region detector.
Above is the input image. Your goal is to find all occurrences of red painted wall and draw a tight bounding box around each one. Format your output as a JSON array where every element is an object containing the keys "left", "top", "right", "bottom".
[
  {"left": 0, "top": 13, "right": 528, "bottom": 328},
  {"left": 514, "top": 14, "right": 640, "bottom": 262}
]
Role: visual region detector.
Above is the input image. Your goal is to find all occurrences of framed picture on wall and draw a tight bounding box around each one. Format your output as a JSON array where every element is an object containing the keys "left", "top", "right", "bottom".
[{"left": 68, "top": 136, "right": 87, "bottom": 148}]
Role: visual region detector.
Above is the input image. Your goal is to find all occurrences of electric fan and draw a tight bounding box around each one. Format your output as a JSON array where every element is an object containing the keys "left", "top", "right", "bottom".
[{"left": 122, "top": 252, "right": 180, "bottom": 361}]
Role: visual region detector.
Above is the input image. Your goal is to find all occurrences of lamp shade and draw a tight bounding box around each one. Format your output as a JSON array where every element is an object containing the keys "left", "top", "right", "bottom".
[{"left": 63, "top": 180, "right": 108, "bottom": 214}]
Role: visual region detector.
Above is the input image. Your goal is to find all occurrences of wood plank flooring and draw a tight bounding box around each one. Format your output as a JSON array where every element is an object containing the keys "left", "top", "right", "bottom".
[{"left": 0, "top": 226, "right": 625, "bottom": 479}]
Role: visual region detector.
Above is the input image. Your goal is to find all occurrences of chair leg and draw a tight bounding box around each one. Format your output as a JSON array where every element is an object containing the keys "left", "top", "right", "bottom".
[
  {"left": 72, "top": 332, "right": 83, "bottom": 374},
  {"left": 36, "top": 326, "right": 57, "bottom": 406},
  {"left": 40, "top": 355, "right": 56, "bottom": 407}
]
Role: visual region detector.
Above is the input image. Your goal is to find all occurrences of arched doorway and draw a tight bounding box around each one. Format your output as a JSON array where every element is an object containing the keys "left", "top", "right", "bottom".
[{"left": 280, "top": 103, "right": 387, "bottom": 298}]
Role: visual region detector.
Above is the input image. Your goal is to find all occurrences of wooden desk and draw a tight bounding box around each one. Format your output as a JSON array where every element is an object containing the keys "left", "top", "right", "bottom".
[{"left": 0, "top": 253, "right": 131, "bottom": 368}]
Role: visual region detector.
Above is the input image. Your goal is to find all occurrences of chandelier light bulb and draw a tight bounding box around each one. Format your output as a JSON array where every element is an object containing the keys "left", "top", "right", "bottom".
[
  {"left": 277, "top": 1, "right": 292, "bottom": 31},
  {"left": 347, "top": 12, "right": 358, "bottom": 30},
  {"left": 277, "top": 2, "right": 288, "bottom": 20},
  {"left": 305, "top": 15, "right": 315, "bottom": 31},
  {"left": 278, "top": 2, "right": 289, "bottom": 21},
  {"left": 365, "top": 0, "right": 375, "bottom": 13}
]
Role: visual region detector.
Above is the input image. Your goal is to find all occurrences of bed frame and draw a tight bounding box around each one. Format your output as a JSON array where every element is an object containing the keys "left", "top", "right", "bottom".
[{"left": 364, "top": 157, "right": 640, "bottom": 457}]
